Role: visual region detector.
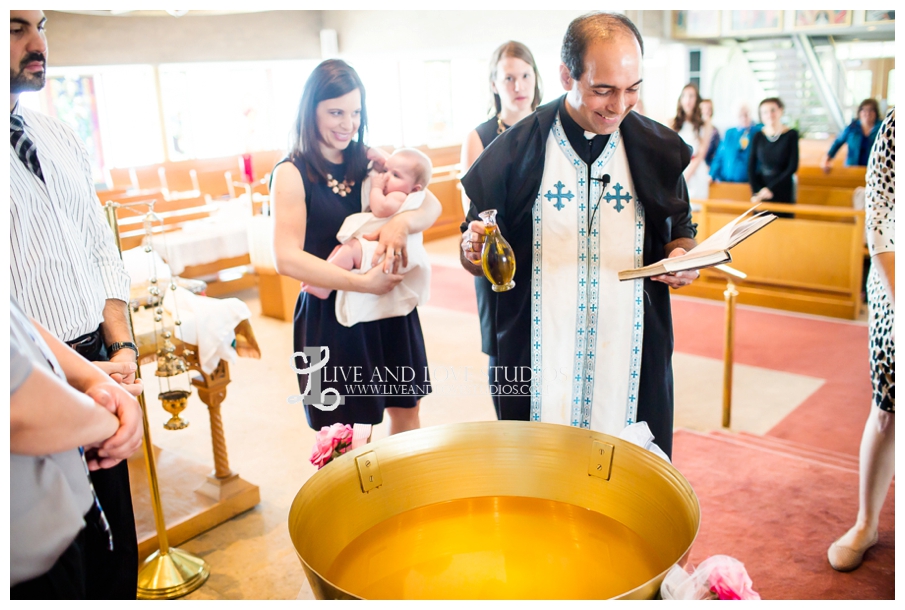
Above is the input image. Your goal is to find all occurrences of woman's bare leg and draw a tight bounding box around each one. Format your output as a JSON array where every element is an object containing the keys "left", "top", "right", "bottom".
[
  {"left": 831, "top": 408, "right": 895, "bottom": 561},
  {"left": 386, "top": 401, "right": 421, "bottom": 435}
]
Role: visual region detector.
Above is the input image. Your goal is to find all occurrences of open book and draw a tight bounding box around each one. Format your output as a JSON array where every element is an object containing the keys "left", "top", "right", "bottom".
[{"left": 618, "top": 204, "right": 777, "bottom": 281}]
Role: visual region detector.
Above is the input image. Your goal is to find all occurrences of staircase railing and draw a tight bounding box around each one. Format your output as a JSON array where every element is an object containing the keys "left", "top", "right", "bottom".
[{"left": 792, "top": 33, "right": 846, "bottom": 132}]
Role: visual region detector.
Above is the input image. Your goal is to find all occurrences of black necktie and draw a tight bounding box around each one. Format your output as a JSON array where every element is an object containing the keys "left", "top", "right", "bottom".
[{"left": 10, "top": 114, "right": 45, "bottom": 182}]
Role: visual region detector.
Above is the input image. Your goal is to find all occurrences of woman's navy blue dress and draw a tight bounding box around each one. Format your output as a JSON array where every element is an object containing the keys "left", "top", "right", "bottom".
[{"left": 278, "top": 154, "right": 431, "bottom": 430}]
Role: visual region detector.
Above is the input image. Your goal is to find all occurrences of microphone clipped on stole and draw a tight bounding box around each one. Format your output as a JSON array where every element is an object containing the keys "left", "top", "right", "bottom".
[{"left": 588, "top": 173, "right": 611, "bottom": 229}]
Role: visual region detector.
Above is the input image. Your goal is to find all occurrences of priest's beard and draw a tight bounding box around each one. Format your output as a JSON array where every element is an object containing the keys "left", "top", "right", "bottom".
[{"left": 11, "top": 55, "right": 46, "bottom": 93}]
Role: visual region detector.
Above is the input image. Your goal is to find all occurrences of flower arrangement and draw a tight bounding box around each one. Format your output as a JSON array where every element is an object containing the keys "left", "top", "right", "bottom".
[
  {"left": 309, "top": 423, "right": 372, "bottom": 470},
  {"left": 660, "top": 555, "right": 761, "bottom": 600},
  {"left": 310, "top": 423, "right": 354, "bottom": 470}
]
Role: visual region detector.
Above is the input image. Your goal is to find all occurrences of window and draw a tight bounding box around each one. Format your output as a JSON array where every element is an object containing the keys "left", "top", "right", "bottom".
[
  {"left": 157, "top": 60, "right": 317, "bottom": 161},
  {"left": 689, "top": 49, "right": 702, "bottom": 90},
  {"left": 19, "top": 65, "right": 164, "bottom": 182}
]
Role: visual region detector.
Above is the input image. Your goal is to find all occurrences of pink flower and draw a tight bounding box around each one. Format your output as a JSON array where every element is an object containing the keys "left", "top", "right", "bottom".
[
  {"left": 706, "top": 556, "right": 761, "bottom": 600},
  {"left": 310, "top": 423, "right": 354, "bottom": 470}
]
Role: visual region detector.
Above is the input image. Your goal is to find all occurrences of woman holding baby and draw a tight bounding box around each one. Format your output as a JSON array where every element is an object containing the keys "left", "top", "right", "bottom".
[{"left": 271, "top": 59, "right": 439, "bottom": 435}]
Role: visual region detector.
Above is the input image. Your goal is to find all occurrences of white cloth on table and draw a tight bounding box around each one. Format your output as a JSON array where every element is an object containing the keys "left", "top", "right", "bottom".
[
  {"left": 122, "top": 246, "right": 172, "bottom": 285},
  {"left": 334, "top": 184, "right": 431, "bottom": 327},
  {"left": 151, "top": 200, "right": 252, "bottom": 275},
  {"left": 247, "top": 214, "right": 277, "bottom": 272},
  {"left": 162, "top": 286, "right": 252, "bottom": 374}
]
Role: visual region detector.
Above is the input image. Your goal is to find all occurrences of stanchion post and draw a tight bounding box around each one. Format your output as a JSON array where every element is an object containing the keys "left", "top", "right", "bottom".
[{"left": 721, "top": 279, "right": 739, "bottom": 429}]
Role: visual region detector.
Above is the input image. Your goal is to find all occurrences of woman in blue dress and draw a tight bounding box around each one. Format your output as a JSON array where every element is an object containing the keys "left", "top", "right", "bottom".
[{"left": 270, "top": 59, "right": 439, "bottom": 434}]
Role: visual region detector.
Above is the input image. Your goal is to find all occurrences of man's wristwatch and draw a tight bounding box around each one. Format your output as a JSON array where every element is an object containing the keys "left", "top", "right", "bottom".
[{"left": 107, "top": 341, "right": 140, "bottom": 359}]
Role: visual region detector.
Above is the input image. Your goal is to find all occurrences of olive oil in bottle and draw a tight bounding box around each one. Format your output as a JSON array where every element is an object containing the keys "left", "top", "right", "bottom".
[{"left": 479, "top": 209, "right": 516, "bottom": 292}]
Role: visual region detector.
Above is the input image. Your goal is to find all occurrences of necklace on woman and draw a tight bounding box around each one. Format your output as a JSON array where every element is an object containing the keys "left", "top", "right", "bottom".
[
  {"left": 764, "top": 129, "right": 784, "bottom": 143},
  {"left": 326, "top": 174, "right": 355, "bottom": 197},
  {"left": 496, "top": 115, "right": 511, "bottom": 135}
]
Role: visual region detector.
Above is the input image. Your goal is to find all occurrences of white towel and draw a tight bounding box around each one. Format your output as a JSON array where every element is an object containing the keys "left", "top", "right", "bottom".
[
  {"left": 163, "top": 286, "right": 252, "bottom": 374},
  {"left": 334, "top": 190, "right": 431, "bottom": 327}
]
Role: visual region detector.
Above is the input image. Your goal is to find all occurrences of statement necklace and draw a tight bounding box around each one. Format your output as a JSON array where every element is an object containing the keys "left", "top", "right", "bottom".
[
  {"left": 764, "top": 128, "right": 784, "bottom": 143},
  {"left": 326, "top": 173, "right": 355, "bottom": 197},
  {"left": 496, "top": 115, "right": 511, "bottom": 135}
]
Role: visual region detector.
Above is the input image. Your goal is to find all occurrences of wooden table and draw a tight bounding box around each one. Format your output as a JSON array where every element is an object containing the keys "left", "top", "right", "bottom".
[{"left": 129, "top": 308, "right": 261, "bottom": 560}]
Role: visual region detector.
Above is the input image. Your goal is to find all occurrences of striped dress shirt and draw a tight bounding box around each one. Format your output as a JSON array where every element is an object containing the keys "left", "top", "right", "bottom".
[{"left": 10, "top": 106, "right": 131, "bottom": 342}]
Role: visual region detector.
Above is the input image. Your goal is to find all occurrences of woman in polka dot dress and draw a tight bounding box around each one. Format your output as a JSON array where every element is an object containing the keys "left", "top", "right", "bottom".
[{"left": 828, "top": 108, "right": 895, "bottom": 572}]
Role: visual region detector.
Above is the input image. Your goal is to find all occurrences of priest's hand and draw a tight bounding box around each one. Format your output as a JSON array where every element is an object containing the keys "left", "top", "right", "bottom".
[
  {"left": 461, "top": 220, "right": 487, "bottom": 265},
  {"left": 651, "top": 248, "right": 700, "bottom": 289}
]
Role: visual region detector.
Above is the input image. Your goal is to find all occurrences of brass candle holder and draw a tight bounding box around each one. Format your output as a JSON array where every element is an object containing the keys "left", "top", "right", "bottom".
[
  {"left": 156, "top": 330, "right": 193, "bottom": 430},
  {"left": 104, "top": 201, "right": 210, "bottom": 599}
]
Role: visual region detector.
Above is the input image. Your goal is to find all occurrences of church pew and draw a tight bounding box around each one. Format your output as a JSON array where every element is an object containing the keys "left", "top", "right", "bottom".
[
  {"left": 682, "top": 199, "right": 864, "bottom": 320},
  {"left": 423, "top": 162, "right": 465, "bottom": 242},
  {"left": 798, "top": 138, "right": 845, "bottom": 168},
  {"left": 797, "top": 185, "right": 858, "bottom": 208},
  {"left": 708, "top": 182, "right": 750, "bottom": 201},
  {"left": 705, "top": 181, "right": 858, "bottom": 209},
  {"left": 797, "top": 165, "right": 866, "bottom": 189},
  {"left": 100, "top": 190, "right": 256, "bottom": 296}
]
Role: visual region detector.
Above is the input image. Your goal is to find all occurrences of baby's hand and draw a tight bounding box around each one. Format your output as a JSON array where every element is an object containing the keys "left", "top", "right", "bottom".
[{"left": 371, "top": 171, "right": 389, "bottom": 190}]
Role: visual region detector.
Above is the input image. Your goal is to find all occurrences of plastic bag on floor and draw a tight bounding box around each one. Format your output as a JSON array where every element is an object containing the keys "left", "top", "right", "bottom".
[{"left": 660, "top": 555, "right": 761, "bottom": 600}]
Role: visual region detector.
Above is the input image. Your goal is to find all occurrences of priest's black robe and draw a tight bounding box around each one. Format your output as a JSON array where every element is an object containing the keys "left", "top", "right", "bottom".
[{"left": 461, "top": 96, "right": 695, "bottom": 458}]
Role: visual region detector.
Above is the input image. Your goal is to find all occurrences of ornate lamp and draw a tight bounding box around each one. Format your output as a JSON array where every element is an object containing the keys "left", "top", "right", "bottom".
[{"left": 104, "top": 200, "right": 210, "bottom": 599}]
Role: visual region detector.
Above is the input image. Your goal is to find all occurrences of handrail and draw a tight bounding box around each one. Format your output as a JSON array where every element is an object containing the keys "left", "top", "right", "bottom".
[{"left": 793, "top": 33, "right": 846, "bottom": 132}]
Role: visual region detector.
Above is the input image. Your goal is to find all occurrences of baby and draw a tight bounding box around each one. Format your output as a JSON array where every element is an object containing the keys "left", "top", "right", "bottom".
[{"left": 303, "top": 148, "right": 433, "bottom": 300}]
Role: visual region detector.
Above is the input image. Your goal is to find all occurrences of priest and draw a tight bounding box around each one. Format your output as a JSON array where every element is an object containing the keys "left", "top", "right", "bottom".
[{"left": 459, "top": 12, "right": 699, "bottom": 458}]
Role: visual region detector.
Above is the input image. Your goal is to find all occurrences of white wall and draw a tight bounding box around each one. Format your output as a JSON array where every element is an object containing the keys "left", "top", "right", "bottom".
[
  {"left": 46, "top": 10, "right": 324, "bottom": 65},
  {"left": 325, "top": 10, "right": 713, "bottom": 133},
  {"left": 323, "top": 10, "right": 589, "bottom": 110}
]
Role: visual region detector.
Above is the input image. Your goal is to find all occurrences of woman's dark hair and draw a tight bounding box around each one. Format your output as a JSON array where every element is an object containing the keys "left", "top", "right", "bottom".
[
  {"left": 858, "top": 98, "right": 880, "bottom": 122},
  {"left": 488, "top": 40, "right": 543, "bottom": 116},
  {"left": 672, "top": 83, "right": 703, "bottom": 133},
  {"left": 290, "top": 59, "right": 369, "bottom": 184},
  {"left": 758, "top": 97, "right": 784, "bottom": 112},
  {"left": 561, "top": 12, "right": 644, "bottom": 80}
]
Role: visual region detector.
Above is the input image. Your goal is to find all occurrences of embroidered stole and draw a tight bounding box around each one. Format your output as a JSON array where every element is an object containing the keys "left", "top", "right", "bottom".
[{"left": 530, "top": 115, "right": 645, "bottom": 434}]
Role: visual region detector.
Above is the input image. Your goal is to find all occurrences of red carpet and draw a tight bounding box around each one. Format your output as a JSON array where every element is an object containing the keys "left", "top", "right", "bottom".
[
  {"left": 430, "top": 270, "right": 874, "bottom": 456},
  {"left": 670, "top": 297, "right": 871, "bottom": 456},
  {"left": 427, "top": 264, "right": 478, "bottom": 315},
  {"left": 673, "top": 429, "right": 894, "bottom": 600}
]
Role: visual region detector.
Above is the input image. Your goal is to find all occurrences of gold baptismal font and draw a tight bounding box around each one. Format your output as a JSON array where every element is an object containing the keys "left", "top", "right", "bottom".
[{"left": 290, "top": 421, "right": 700, "bottom": 600}]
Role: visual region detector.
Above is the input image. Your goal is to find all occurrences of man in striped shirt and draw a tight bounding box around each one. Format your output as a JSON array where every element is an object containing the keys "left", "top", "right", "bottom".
[{"left": 11, "top": 10, "right": 140, "bottom": 599}]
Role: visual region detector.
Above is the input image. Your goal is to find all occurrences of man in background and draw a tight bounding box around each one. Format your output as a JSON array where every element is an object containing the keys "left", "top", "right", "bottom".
[
  {"left": 11, "top": 9, "right": 141, "bottom": 598},
  {"left": 709, "top": 101, "right": 762, "bottom": 183}
]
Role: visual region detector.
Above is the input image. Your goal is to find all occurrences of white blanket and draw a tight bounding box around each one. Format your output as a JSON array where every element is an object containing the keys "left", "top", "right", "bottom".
[
  {"left": 334, "top": 186, "right": 431, "bottom": 327},
  {"left": 163, "top": 286, "right": 252, "bottom": 374}
]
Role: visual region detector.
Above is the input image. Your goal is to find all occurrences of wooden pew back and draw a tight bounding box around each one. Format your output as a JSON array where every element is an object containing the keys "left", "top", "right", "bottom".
[
  {"left": 708, "top": 182, "right": 751, "bottom": 201},
  {"left": 684, "top": 200, "right": 864, "bottom": 319},
  {"left": 797, "top": 165, "right": 865, "bottom": 189}
]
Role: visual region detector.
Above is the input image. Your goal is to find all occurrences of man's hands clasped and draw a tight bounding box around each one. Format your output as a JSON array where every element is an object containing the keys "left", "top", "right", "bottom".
[{"left": 83, "top": 374, "right": 143, "bottom": 471}]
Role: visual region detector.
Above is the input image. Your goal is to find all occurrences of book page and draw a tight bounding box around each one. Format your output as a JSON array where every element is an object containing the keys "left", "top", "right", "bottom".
[{"left": 686, "top": 204, "right": 760, "bottom": 255}]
